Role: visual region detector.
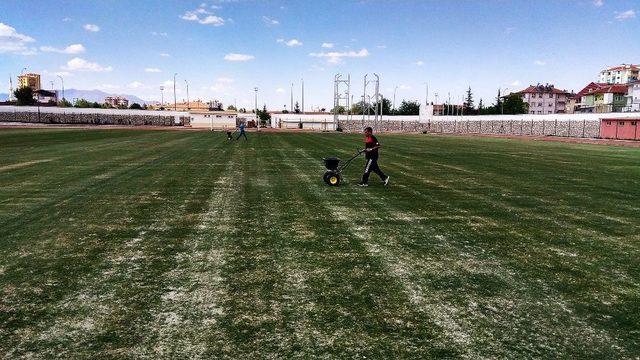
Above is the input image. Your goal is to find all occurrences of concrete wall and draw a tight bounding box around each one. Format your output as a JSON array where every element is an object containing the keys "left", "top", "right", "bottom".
[{"left": 0, "top": 105, "right": 188, "bottom": 126}]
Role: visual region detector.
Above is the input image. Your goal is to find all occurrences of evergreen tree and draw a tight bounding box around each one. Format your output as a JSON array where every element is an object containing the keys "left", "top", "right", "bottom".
[
  {"left": 477, "top": 99, "right": 484, "bottom": 114},
  {"left": 464, "top": 86, "right": 475, "bottom": 114},
  {"left": 13, "top": 87, "right": 35, "bottom": 106},
  {"left": 294, "top": 101, "right": 301, "bottom": 113}
]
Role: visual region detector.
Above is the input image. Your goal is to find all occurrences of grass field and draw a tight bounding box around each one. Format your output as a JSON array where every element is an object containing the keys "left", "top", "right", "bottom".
[{"left": 1, "top": 128, "right": 639, "bottom": 358}]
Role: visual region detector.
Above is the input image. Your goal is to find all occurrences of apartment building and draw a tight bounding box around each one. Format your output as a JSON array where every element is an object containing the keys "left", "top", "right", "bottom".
[
  {"left": 515, "top": 84, "right": 571, "bottom": 114},
  {"left": 599, "top": 64, "right": 639, "bottom": 84}
]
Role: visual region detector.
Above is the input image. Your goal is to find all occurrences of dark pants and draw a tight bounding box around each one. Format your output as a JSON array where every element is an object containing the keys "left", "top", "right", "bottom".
[
  {"left": 236, "top": 130, "right": 247, "bottom": 140},
  {"left": 361, "top": 156, "right": 387, "bottom": 184}
]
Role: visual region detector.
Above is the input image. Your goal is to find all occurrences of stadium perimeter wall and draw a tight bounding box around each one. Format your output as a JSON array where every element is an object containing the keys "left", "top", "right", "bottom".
[
  {"left": 0, "top": 106, "right": 189, "bottom": 126},
  {"left": 272, "top": 113, "right": 640, "bottom": 139}
]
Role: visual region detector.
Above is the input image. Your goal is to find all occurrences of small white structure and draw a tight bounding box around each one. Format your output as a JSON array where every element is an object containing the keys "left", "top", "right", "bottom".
[
  {"left": 627, "top": 82, "right": 640, "bottom": 112},
  {"left": 188, "top": 110, "right": 237, "bottom": 129}
]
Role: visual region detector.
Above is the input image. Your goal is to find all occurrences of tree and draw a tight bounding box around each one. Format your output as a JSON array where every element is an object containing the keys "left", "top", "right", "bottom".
[
  {"left": 58, "top": 98, "right": 72, "bottom": 107},
  {"left": 350, "top": 102, "right": 364, "bottom": 115},
  {"left": 294, "top": 101, "right": 301, "bottom": 114},
  {"left": 372, "top": 97, "right": 392, "bottom": 115},
  {"left": 494, "top": 89, "right": 502, "bottom": 112},
  {"left": 477, "top": 99, "right": 484, "bottom": 114},
  {"left": 320, "top": 107, "right": 326, "bottom": 112},
  {"left": 281, "top": 108, "right": 289, "bottom": 114},
  {"left": 257, "top": 104, "right": 271, "bottom": 125},
  {"left": 129, "top": 103, "right": 143, "bottom": 110},
  {"left": 14, "top": 87, "right": 35, "bottom": 106},
  {"left": 92, "top": 102, "right": 102, "bottom": 109},
  {"left": 502, "top": 94, "right": 528, "bottom": 114},
  {"left": 464, "top": 87, "right": 475, "bottom": 115},
  {"left": 331, "top": 105, "right": 346, "bottom": 114},
  {"left": 74, "top": 98, "right": 92, "bottom": 108},
  {"left": 226, "top": 105, "right": 237, "bottom": 111},
  {"left": 396, "top": 100, "right": 420, "bottom": 115}
]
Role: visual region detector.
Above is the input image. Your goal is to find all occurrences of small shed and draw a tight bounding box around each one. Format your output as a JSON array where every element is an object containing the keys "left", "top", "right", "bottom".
[
  {"left": 189, "top": 110, "right": 237, "bottom": 130},
  {"left": 600, "top": 118, "right": 639, "bottom": 140}
]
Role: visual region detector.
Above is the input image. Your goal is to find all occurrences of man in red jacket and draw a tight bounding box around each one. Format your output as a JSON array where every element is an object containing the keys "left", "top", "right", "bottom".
[{"left": 358, "top": 127, "right": 390, "bottom": 187}]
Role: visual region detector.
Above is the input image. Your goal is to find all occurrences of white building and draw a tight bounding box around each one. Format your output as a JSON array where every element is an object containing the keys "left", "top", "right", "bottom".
[
  {"left": 626, "top": 81, "right": 640, "bottom": 112},
  {"left": 599, "top": 64, "right": 639, "bottom": 84},
  {"left": 515, "top": 84, "right": 571, "bottom": 114},
  {"left": 188, "top": 110, "right": 237, "bottom": 129}
]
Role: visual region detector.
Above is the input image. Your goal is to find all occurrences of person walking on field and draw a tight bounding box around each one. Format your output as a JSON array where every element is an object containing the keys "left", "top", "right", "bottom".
[
  {"left": 358, "top": 127, "right": 390, "bottom": 187},
  {"left": 236, "top": 122, "right": 248, "bottom": 140}
]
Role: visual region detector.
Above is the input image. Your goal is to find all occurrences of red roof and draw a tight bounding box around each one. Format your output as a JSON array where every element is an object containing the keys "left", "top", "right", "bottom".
[
  {"left": 516, "top": 85, "right": 571, "bottom": 95},
  {"left": 576, "top": 82, "right": 610, "bottom": 97},
  {"left": 602, "top": 64, "right": 639, "bottom": 72},
  {"left": 591, "top": 84, "right": 629, "bottom": 95}
]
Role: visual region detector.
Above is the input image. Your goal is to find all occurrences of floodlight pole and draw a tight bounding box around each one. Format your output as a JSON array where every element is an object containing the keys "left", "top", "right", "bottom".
[
  {"left": 173, "top": 73, "right": 178, "bottom": 111},
  {"left": 301, "top": 78, "right": 305, "bottom": 114},
  {"left": 185, "top": 80, "right": 190, "bottom": 110},
  {"left": 373, "top": 73, "right": 380, "bottom": 129},
  {"left": 290, "top": 82, "right": 294, "bottom": 112}
]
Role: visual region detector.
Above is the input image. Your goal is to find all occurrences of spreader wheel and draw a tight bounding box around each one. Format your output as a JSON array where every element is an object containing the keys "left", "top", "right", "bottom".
[{"left": 323, "top": 171, "right": 341, "bottom": 186}]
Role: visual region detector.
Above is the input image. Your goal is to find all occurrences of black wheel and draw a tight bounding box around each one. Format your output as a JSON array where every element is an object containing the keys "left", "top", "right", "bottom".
[{"left": 323, "top": 171, "right": 341, "bottom": 186}]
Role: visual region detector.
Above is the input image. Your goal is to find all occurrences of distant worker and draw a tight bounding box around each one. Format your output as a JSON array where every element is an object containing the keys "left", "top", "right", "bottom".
[
  {"left": 236, "top": 122, "right": 248, "bottom": 140},
  {"left": 358, "top": 127, "right": 390, "bottom": 187}
]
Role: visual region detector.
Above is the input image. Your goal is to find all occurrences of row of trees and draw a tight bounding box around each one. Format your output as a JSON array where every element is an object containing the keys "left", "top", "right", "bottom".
[
  {"left": 463, "top": 87, "right": 528, "bottom": 115},
  {"left": 332, "top": 98, "right": 422, "bottom": 116}
]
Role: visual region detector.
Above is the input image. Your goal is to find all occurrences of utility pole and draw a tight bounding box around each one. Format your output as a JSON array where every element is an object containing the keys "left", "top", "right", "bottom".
[
  {"left": 57, "top": 75, "right": 65, "bottom": 102},
  {"left": 362, "top": 74, "right": 368, "bottom": 122},
  {"left": 301, "top": 78, "right": 305, "bottom": 114},
  {"left": 254, "top": 87, "right": 259, "bottom": 130},
  {"left": 160, "top": 86, "right": 164, "bottom": 108},
  {"left": 173, "top": 73, "right": 177, "bottom": 111},
  {"left": 184, "top": 80, "right": 189, "bottom": 110}
]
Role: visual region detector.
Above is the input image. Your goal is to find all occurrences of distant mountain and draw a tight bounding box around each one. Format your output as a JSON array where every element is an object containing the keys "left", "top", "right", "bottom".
[
  {"left": 0, "top": 89, "right": 148, "bottom": 105},
  {"left": 63, "top": 89, "right": 148, "bottom": 105}
]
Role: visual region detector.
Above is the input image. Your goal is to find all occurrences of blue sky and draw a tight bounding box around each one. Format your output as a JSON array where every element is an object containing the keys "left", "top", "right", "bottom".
[{"left": 1, "top": 0, "right": 638, "bottom": 109}]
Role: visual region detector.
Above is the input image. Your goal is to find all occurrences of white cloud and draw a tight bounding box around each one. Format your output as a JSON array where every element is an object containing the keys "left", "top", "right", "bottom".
[
  {"left": 278, "top": 38, "right": 302, "bottom": 47},
  {"left": 63, "top": 57, "right": 112, "bottom": 72},
  {"left": 321, "top": 42, "right": 334, "bottom": 48},
  {"left": 0, "top": 22, "right": 36, "bottom": 54},
  {"left": 145, "top": 67, "right": 162, "bottom": 73},
  {"left": 593, "top": 0, "right": 604, "bottom": 7},
  {"left": 160, "top": 53, "right": 170, "bottom": 57},
  {"left": 376, "top": 45, "right": 387, "bottom": 49},
  {"left": 309, "top": 48, "right": 369, "bottom": 64},
  {"left": 262, "top": 16, "right": 280, "bottom": 26},
  {"left": 151, "top": 31, "right": 168, "bottom": 37},
  {"left": 216, "top": 77, "right": 234, "bottom": 83},
  {"left": 414, "top": 60, "right": 425, "bottom": 66},
  {"left": 62, "top": 17, "right": 72, "bottom": 22},
  {"left": 398, "top": 84, "right": 411, "bottom": 90},
  {"left": 128, "top": 81, "right": 145, "bottom": 89},
  {"left": 40, "top": 43, "right": 85, "bottom": 54},
  {"left": 615, "top": 9, "right": 635, "bottom": 20},
  {"left": 533, "top": 60, "right": 546, "bottom": 66},
  {"left": 181, "top": 9, "right": 225, "bottom": 26},
  {"left": 224, "top": 53, "right": 254, "bottom": 61},
  {"left": 286, "top": 39, "right": 302, "bottom": 47},
  {"left": 276, "top": 88, "right": 285, "bottom": 93},
  {"left": 511, "top": 80, "right": 521, "bottom": 87},
  {"left": 83, "top": 24, "right": 100, "bottom": 32},
  {"left": 199, "top": 15, "right": 225, "bottom": 25}
]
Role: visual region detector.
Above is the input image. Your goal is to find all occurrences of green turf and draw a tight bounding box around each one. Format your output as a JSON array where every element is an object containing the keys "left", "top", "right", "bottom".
[{"left": 0, "top": 128, "right": 639, "bottom": 358}]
